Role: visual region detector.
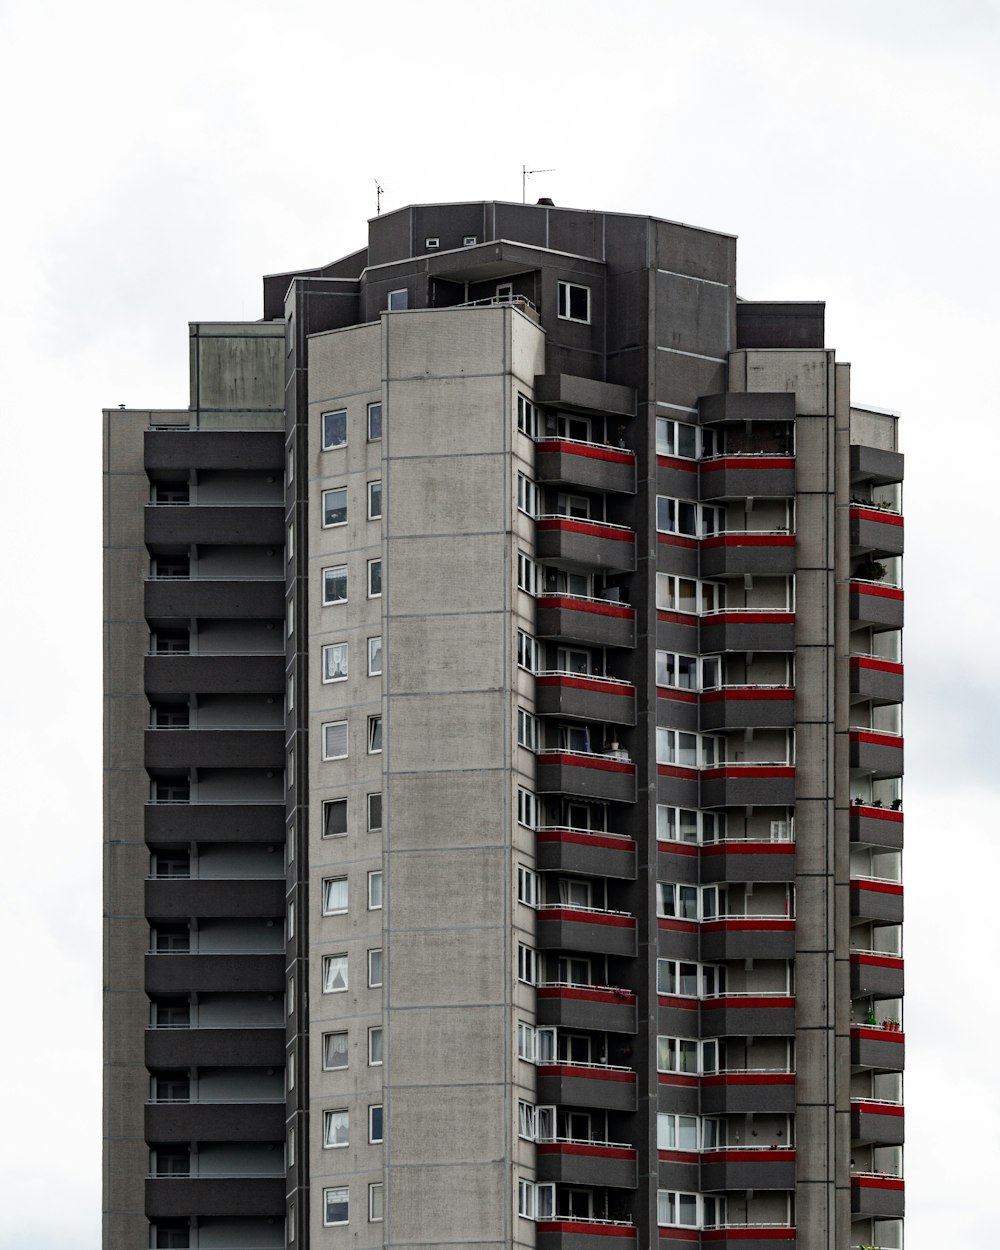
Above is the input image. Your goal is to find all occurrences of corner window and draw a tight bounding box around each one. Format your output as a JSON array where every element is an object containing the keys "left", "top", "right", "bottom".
[
  {"left": 322, "top": 1031, "right": 348, "bottom": 1070},
  {"left": 323, "top": 1187, "right": 349, "bottom": 1226},
  {"left": 368, "top": 480, "right": 382, "bottom": 519},
  {"left": 368, "top": 948, "right": 383, "bottom": 987},
  {"left": 656, "top": 418, "right": 698, "bottom": 459},
  {"left": 368, "top": 558, "right": 382, "bottom": 597},
  {"left": 388, "top": 289, "right": 408, "bottom": 311},
  {"left": 322, "top": 642, "right": 348, "bottom": 682},
  {"left": 322, "top": 488, "right": 347, "bottom": 528},
  {"left": 557, "top": 281, "right": 590, "bottom": 324},
  {"left": 322, "top": 877, "right": 348, "bottom": 915},
  {"left": 368, "top": 402, "right": 382, "bottom": 441},
  {"left": 322, "top": 721, "right": 348, "bottom": 761},
  {"left": 322, "top": 565, "right": 347, "bottom": 605},
  {"left": 322, "top": 953, "right": 348, "bottom": 993},
  {"left": 368, "top": 715, "right": 383, "bottom": 754},
  {"left": 368, "top": 1026, "right": 383, "bottom": 1065},
  {"left": 368, "top": 636, "right": 383, "bottom": 676},
  {"left": 367, "top": 792, "right": 383, "bottom": 832},
  {"left": 323, "top": 1109, "right": 349, "bottom": 1149},
  {"left": 322, "top": 409, "right": 348, "bottom": 451}
]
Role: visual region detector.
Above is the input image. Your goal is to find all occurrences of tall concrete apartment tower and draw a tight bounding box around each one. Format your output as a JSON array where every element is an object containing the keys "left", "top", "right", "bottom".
[{"left": 104, "top": 201, "right": 905, "bottom": 1250}]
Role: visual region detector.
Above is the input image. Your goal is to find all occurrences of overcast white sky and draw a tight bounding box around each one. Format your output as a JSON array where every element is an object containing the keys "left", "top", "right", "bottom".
[{"left": 0, "top": 0, "right": 996, "bottom": 1245}]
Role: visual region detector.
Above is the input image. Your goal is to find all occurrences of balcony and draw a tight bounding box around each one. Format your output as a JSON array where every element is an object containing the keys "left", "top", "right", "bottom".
[
  {"left": 850, "top": 655, "right": 903, "bottom": 704},
  {"left": 145, "top": 576, "right": 285, "bottom": 620},
  {"left": 536, "top": 905, "right": 637, "bottom": 958},
  {"left": 850, "top": 878, "right": 903, "bottom": 924},
  {"left": 850, "top": 1099, "right": 905, "bottom": 1145},
  {"left": 699, "top": 532, "right": 796, "bottom": 579},
  {"left": 144, "top": 502, "right": 284, "bottom": 546},
  {"left": 537, "top": 1219, "right": 637, "bottom": 1249},
  {"left": 536, "top": 828, "right": 637, "bottom": 881},
  {"left": 144, "top": 428, "right": 284, "bottom": 472},
  {"left": 537, "top": 751, "right": 637, "bottom": 804},
  {"left": 699, "top": 916, "right": 795, "bottom": 962},
  {"left": 145, "top": 877, "right": 284, "bottom": 920},
  {"left": 536, "top": 516, "right": 636, "bottom": 574},
  {"left": 850, "top": 504, "right": 904, "bottom": 557},
  {"left": 145, "top": 952, "right": 285, "bottom": 995},
  {"left": 144, "top": 1099, "right": 285, "bottom": 1142},
  {"left": 849, "top": 803, "right": 903, "bottom": 850},
  {"left": 536, "top": 594, "right": 636, "bottom": 650},
  {"left": 535, "top": 438, "right": 637, "bottom": 494},
  {"left": 537, "top": 1062, "right": 637, "bottom": 1112},
  {"left": 850, "top": 952, "right": 904, "bottom": 999},
  {"left": 536, "top": 672, "right": 636, "bottom": 726},
  {"left": 701, "top": 994, "right": 796, "bottom": 1037},
  {"left": 849, "top": 580, "right": 904, "bottom": 630},
  {"left": 699, "top": 609, "right": 796, "bottom": 654},
  {"left": 145, "top": 1026, "right": 286, "bottom": 1068},
  {"left": 700, "top": 1225, "right": 797, "bottom": 1247},
  {"left": 850, "top": 442, "right": 904, "bottom": 485},
  {"left": 850, "top": 1172, "right": 905, "bottom": 1219},
  {"left": 145, "top": 1175, "right": 285, "bottom": 1219},
  {"left": 145, "top": 801, "right": 285, "bottom": 845},
  {"left": 700, "top": 1147, "right": 796, "bottom": 1192},
  {"left": 850, "top": 729, "right": 903, "bottom": 778},
  {"left": 144, "top": 728, "right": 285, "bottom": 770},
  {"left": 699, "top": 455, "right": 796, "bottom": 501},
  {"left": 144, "top": 653, "right": 285, "bottom": 696},
  {"left": 700, "top": 839, "right": 795, "bottom": 885},
  {"left": 850, "top": 1024, "right": 905, "bottom": 1071},
  {"left": 699, "top": 686, "right": 795, "bottom": 732},
  {"left": 536, "top": 984, "right": 637, "bottom": 1034},
  {"left": 700, "top": 765, "right": 796, "bottom": 809},
  {"left": 700, "top": 1071, "right": 796, "bottom": 1116},
  {"left": 536, "top": 1139, "right": 637, "bottom": 1189}
]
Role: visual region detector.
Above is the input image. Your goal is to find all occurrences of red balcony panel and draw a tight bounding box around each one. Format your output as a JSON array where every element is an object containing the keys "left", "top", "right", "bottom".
[
  {"left": 849, "top": 580, "right": 904, "bottom": 629},
  {"left": 535, "top": 594, "right": 636, "bottom": 650},
  {"left": 699, "top": 533, "right": 796, "bottom": 578},
  {"left": 700, "top": 686, "right": 795, "bottom": 731},
  {"left": 849, "top": 803, "right": 903, "bottom": 850},
  {"left": 537, "top": 751, "right": 637, "bottom": 804},
  {"left": 537, "top": 672, "right": 637, "bottom": 726},
  {"left": 850, "top": 952, "right": 904, "bottom": 998},
  {"left": 700, "top": 917, "right": 795, "bottom": 961},
  {"left": 537, "top": 1219, "right": 637, "bottom": 1245},
  {"left": 700, "top": 840, "right": 795, "bottom": 884},
  {"left": 850, "top": 878, "right": 903, "bottom": 923},
  {"left": 537, "top": 906, "right": 637, "bottom": 958},
  {"left": 700, "top": 1229, "right": 797, "bottom": 1244},
  {"left": 850, "top": 729, "right": 903, "bottom": 777},
  {"left": 536, "top": 828, "right": 637, "bottom": 880},
  {"left": 537, "top": 984, "right": 637, "bottom": 1034},
  {"left": 850, "top": 655, "right": 904, "bottom": 703},
  {"left": 537, "top": 516, "right": 637, "bottom": 573},
  {"left": 850, "top": 1024, "right": 906, "bottom": 1070},
  {"left": 536, "top": 1140, "right": 637, "bottom": 1188},
  {"left": 850, "top": 504, "right": 905, "bottom": 557}
]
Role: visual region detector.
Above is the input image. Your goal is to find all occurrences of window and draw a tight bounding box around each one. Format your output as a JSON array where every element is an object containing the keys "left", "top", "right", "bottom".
[
  {"left": 518, "top": 1179, "right": 555, "bottom": 1221},
  {"left": 368, "top": 948, "right": 383, "bottom": 987},
  {"left": 154, "top": 555, "right": 190, "bottom": 579},
  {"left": 463, "top": 234, "right": 477, "bottom": 246},
  {"left": 368, "top": 558, "right": 382, "bottom": 597},
  {"left": 287, "top": 1050, "right": 295, "bottom": 1091},
  {"left": 517, "top": 943, "right": 538, "bottom": 985},
  {"left": 287, "top": 900, "right": 295, "bottom": 938},
  {"left": 656, "top": 960, "right": 725, "bottom": 998},
  {"left": 368, "top": 636, "right": 383, "bottom": 676},
  {"left": 287, "top": 521, "right": 294, "bottom": 561},
  {"left": 368, "top": 715, "right": 383, "bottom": 753},
  {"left": 516, "top": 630, "right": 538, "bottom": 673},
  {"left": 367, "top": 792, "right": 383, "bottom": 832},
  {"left": 655, "top": 651, "right": 700, "bottom": 690},
  {"left": 656, "top": 1191, "right": 725, "bottom": 1230},
  {"left": 368, "top": 870, "right": 383, "bottom": 909},
  {"left": 517, "top": 394, "right": 538, "bottom": 437},
  {"left": 322, "top": 953, "right": 348, "bottom": 993},
  {"left": 655, "top": 728, "right": 723, "bottom": 768},
  {"left": 286, "top": 672, "right": 295, "bottom": 712},
  {"left": 286, "top": 443, "right": 294, "bottom": 486},
  {"left": 322, "top": 565, "right": 347, "bottom": 605},
  {"left": 368, "top": 1025, "right": 383, "bottom": 1065},
  {"left": 322, "top": 721, "right": 348, "bottom": 761},
  {"left": 368, "top": 401, "right": 382, "bottom": 441},
  {"left": 517, "top": 865, "right": 540, "bottom": 908},
  {"left": 322, "top": 488, "right": 347, "bottom": 527},
  {"left": 657, "top": 1113, "right": 699, "bottom": 1151},
  {"left": 288, "top": 1201, "right": 296, "bottom": 1242},
  {"left": 656, "top": 417, "right": 698, "bottom": 459},
  {"left": 518, "top": 1099, "right": 535, "bottom": 1139},
  {"left": 322, "top": 642, "right": 348, "bottom": 683},
  {"left": 322, "top": 409, "right": 348, "bottom": 450},
  {"left": 517, "top": 1021, "right": 536, "bottom": 1062},
  {"left": 367, "top": 480, "right": 382, "bottom": 519},
  {"left": 555, "top": 491, "right": 590, "bottom": 519},
  {"left": 657, "top": 883, "right": 725, "bottom": 921},
  {"left": 323, "top": 798, "right": 347, "bottom": 838},
  {"left": 369, "top": 1104, "right": 383, "bottom": 1143},
  {"left": 322, "top": 1031, "right": 348, "bottom": 1070},
  {"left": 323, "top": 1187, "right": 349, "bottom": 1226},
  {"left": 516, "top": 708, "right": 538, "bottom": 751},
  {"left": 656, "top": 496, "right": 698, "bottom": 537},
  {"left": 517, "top": 552, "right": 539, "bottom": 595},
  {"left": 517, "top": 787, "right": 537, "bottom": 830},
  {"left": 425, "top": 236, "right": 440, "bottom": 249},
  {"left": 287, "top": 596, "right": 294, "bottom": 636},
  {"left": 286, "top": 747, "right": 295, "bottom": 792},
  {"left": 388, "top": 289, "right": 408, "bottom": 311},
  {"left": 322, "top": 877, "right": 348, "bottom": 915},
  {"left": 287, "top": 975, "right": 295, "bottom": 1016},
  {"left": 656, "top": 806, "right": 724, "bottom": 844},
  {"left": 516, "top": 473, "right": 538, "bottom": 517},
  {"left": 656, "top": 574, "right": 725, "bottom": 615},
  {"left": 287, "top": 1126, "right": 296, "bottom": 1167},
  {"left": 557, "top": 281, "right": 590, "bottom": 323},
  {"left": 368, "top": 1182, "right": 384, "bottom": 1222}
]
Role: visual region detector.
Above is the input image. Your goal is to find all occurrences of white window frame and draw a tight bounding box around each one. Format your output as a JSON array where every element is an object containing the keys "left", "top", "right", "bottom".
[
  {"left": 367, "top": 792, "right": 382, "bottom": 832},
  {"left": 322, "top": 1108, "right": 349, "bottom": 1149},
  {"left": 368, "top": 715, "right": 383, "bottom": 754},
  {"left": 656, "top": 959, "right": 726, "bottom": 999},
  {"left": 425, "top": 236, "right": 440, "bottom": 249},
  {"left": 517, "top": 864, "right": 540, "bottom": 908},
  {"left": 656, "top": 573, "right": 727, "bottom": 615},
  {"left": 517, "top": 552, "right": 539, "bottom": 595},
  {"left": 517, "top": 394, "right": 538, "bottom": 438},
  {"left": 367, "top": 480, "right": 382, "bottom": 520},
  {"left": 517, "top": 943, "right": 538, "bottom": 985},
  {"left": 517, "top": 1021, "right": 536, "bottom": 1062},
  {"left": 517, "top": 473, "right": 538, "bottom": 518},
  {"left": 517, "top": 629, "right": 538, "bottom": 673},
  {"left": 518, "top": 1099, "right": 536, "bottom": 1140},
  {"left": 322, "top": 1031, "right": 349, "bottom": 1070},
  {"left": 367, "top": 401, "right": 382, "bottom": 441},
  {"left": 657, "top": 882, "right": 727, "bottom": 922},
  {"left": 322, "top": 797, "right": 348, "bottom": 838},
  {"left": 368, "top": 948, "right": 383, "bottom": 988},
  {"left": 656, "top": 805, "right": 724, "bottom": 844},
  {"left": 368, "top": 1025, "right": 383, "bottom": 1065},
  {"left": 656, "top": 1112, "right": 702, "bottom": 1152},
  {"left": 368, "top": 870, "right": 383, "bottom": 910},
  {"left": 322, "top": 876, "right": 348, "bottom": 915},
  {"left": 656, "top": 1191, "right": 726, "bottom": 1231},
  {"left": 368, "top": 1103, "right": 384, "bottom": 1144},
  {"left": 655, "top": 728, "right": 724, "bottom": 768},
  {"left": 288, "top": 1126, "right": 296, "bottom": 1168},
  {"left": 322, "top": 487, "right": 348, "bottom": 528},
  {"left": 287, "top": 521, "right": 294, "bottom": 561},
  {"left": 367, "top": 558, "right": 382, "bottom": 598},
  {"left": 517, "top": 788, "right": 537, "bottom": 830},
  {"left": 388, "top": 288, "right": 408, "bottom": 311},
  {"left": 517, "top": 708, "right": 539, "bottom": 752},
  {"left": 321, "top": 409, "right": 348, "bottom": 451},
  {"left": 518, "top": 1179, "right": 556, "bottom": 1221},
  {"left": 557, "top": 281, "right": 591, "bottom": 324},
  {"left": 322, "top": 642, "right": 348, "bottom": 683},
  {"left": 655, "top": 650, "right": 700, "bottom": 690},
  {"left": 656, "top": 417, "right": 699, "bottom": 459},
  {"left": 368, "top": 636, "right": 383, "bottom": 676},
  {"left": 322, "top": 721, "right": 348, "bottom": 761},
  {"left": 368, "top": 1181, "right": 384, "bottom": 1222},
  {"left": 322, "top": 564, "right": 348, "bottom": 605},
  {"left": 286, "top": 596, "right": 294, "bottom": 636},
  {"left": 323, "top": 1187, "right": 349, "bottom": 1226},
  {"left": 322, "top": 953, "right": 348, "bottom": 993}
]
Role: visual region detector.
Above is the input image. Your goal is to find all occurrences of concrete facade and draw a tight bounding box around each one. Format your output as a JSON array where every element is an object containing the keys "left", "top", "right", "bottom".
[{"left": 104, "top": 200, "right": 904, "bottom": 1250}]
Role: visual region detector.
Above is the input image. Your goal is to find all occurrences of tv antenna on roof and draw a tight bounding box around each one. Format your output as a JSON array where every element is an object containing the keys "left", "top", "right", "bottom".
[
  {"left": 374, "top": 179, "right": 384, "bottom": 215},
  {"left": 522, "top": 165, "right": 555, "bottom": 204}
]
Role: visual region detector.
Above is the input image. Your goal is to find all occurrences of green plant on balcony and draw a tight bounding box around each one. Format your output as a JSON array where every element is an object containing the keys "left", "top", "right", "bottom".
[{"left": 855, "top": 558, "right": 887, "bottom": 581}]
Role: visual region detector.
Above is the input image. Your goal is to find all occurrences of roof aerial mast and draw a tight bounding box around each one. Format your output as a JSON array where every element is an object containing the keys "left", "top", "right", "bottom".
[{"left": 522, "top": 164, "right": 555, "bottom": 204}]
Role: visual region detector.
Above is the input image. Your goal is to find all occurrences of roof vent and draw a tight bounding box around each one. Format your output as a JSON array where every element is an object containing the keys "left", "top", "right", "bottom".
[{"left": 536, "top": 197, "right": 555, "bottom": 206}]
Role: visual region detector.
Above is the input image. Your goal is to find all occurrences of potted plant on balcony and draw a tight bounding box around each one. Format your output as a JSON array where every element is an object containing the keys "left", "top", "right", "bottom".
[{"left": 855, "top": 558, "right": 887, "bottom": 581}]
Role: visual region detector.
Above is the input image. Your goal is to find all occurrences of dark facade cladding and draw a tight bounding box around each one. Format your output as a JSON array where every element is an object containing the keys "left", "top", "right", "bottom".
[{"left": 104, "top": 200, "right": 904, "bottom": 1250}]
